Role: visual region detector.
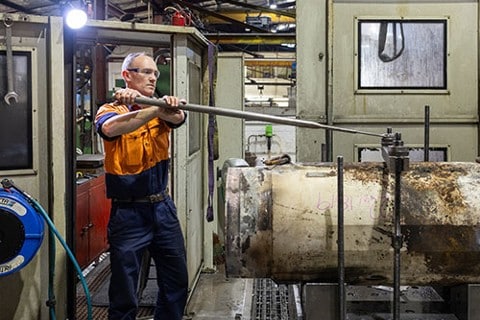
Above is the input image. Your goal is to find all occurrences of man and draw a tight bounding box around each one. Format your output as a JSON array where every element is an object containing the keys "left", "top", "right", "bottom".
[{"left": 95, "top": 52, "right": 188, "bottom": 320}]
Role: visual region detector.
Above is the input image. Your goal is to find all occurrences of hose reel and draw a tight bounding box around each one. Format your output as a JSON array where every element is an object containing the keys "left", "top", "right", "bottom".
[{"left": 0, "top": 187, "right": 44, "bottom": 276}]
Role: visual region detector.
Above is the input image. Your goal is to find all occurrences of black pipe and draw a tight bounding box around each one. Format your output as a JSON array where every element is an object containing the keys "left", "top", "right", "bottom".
[
  {"left": 321, "top": 143, "right": 327, "bottom": 162},
  {"left": 392, "top": 134, "right": 404, "bottom": 320},
  {"left": 424, "top": 105, "right": 430, "bottom": 161},
  {"left": 337, "top": 156, "right": 346, "bottom": 320},
  {"left": 62, "top": 20, "right": 77, "bottom": 320},
  {"left": 326, "top": 129, "right": 333, "bottom": 162}
]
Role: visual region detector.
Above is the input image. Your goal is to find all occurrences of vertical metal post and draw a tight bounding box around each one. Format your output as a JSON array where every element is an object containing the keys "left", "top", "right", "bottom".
[
  {"left": 393, "top": 159, "right": 402, "bottom": 320},
  {"left": 326, "top": 130, "right": 333, "bottom": 162},
  {"left": 382, "top": 131, "right": 409, "bottom": 320},
  {"left": 337, "top": 156, "right": 346, "bottom": 320},
  {"left": 321, "top": 143, "right": 327, "bottom": 162},
  {"left": 424, "top": 105, "right": 430, "bottom": 161},
  {"left": 391, "top": 134, "right": 407, "bottom": 320}
]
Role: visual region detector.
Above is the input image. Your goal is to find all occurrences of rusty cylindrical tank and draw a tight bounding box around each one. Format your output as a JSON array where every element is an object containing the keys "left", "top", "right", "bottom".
[{"left": 224, "top": 162, "right": 480, "bottom": 285}]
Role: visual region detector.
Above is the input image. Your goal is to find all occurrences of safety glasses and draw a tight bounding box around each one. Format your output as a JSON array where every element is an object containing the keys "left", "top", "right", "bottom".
[{"left": 127, "top": 68, "right": 160, "bottom": 79}]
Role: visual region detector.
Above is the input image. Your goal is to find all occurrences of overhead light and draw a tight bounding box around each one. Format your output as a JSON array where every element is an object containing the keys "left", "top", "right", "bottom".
[{"left": 65, "top": 7, "right": 88, "bottom": 29}]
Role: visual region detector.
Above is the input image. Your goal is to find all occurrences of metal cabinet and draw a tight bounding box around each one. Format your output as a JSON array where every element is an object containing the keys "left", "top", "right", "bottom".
[{"left": 75, "top": 174, "right": 110, "bottom": 268}]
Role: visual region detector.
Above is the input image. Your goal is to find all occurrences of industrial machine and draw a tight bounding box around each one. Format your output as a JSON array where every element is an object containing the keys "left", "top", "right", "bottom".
[
  {"left": 132, "top": 94, "right": 480, "bottom": 320},
  {"left": 213, "top": 117, "right": 476, "bottom": 319}
]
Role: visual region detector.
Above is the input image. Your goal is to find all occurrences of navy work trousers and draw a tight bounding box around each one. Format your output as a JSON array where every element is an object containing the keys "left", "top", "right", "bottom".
[{"left": 107, "top": 197, "right": 188, "bottom": 320}]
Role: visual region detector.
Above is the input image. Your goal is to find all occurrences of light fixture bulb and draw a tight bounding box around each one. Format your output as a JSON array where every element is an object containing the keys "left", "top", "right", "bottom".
[{"left": 66, "top": 8, "right": 88, "bottom": 29}]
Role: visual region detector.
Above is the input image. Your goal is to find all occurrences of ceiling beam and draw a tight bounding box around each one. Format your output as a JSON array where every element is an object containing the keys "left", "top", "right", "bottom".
[
  {"left": 165, "top": 0, "right": 269, "bottom": 33},
  {"left": 221, "top": 0, "right": 295, "bottom": 18},
  {"left": 1, "top": 0, "right": 35, "bottom": 14},
  {"left": 107, "top": 2, "right": 127, "bottom": 19},
  {"left": 275, "top": 0, "right": 296, "bottom": 9},
  {"left": 245, "top": 59, "right": 295, "bottom": 67},
  {"left": 205, "top": 32, "right": 295, "bottom": 45},
  {"left": 205, "top": 12, "right": 294, "bottom": 24}
]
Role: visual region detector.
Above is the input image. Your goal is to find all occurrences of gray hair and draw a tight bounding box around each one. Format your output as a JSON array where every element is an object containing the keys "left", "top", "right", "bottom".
[{"left": 121, "top": 52, "right": 152, "bottom": 71}]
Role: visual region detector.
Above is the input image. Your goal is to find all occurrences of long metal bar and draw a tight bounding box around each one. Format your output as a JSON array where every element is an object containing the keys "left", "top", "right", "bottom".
[
  {"left": 337, "top": 156, "right": 346, "bottom": 320},
  {"left": 424, "top": 105, "right": 430, "bottom": 161},
  {"left": 135, "top": 96, "right": 385, "bottom": 138},
  {"left": 393, "top": 157, "right": 403, "bottom": 320}
]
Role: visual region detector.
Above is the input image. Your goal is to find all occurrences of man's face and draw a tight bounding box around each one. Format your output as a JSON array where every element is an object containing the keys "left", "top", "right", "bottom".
[{"left": 123, "top": 55, "right": 159, "bottom": 97}]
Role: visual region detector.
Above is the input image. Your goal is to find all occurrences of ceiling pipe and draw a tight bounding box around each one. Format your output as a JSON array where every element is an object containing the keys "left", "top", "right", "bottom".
[
  {"left": 275, "top": 0, "right": 296, "bottom": 9},
  {"left": 1, "top": 0, "right": 36, "bottom": 14},
  {"left": 221, "top": 0, "right": 295, "bottom": 18},
  {"left": 165, "top": 0, "right": 269, "bottom": 33},
  {"left": 107, "top": 2, "right": 135, "bottom": 21},
  {"left": 108, "top": 0, "right": 171, "bottom": 22}
]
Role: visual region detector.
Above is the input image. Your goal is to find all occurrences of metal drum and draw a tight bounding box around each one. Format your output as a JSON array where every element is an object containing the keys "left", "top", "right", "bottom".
[{"left": 224, "top": 162, "right": 480, "bottom": 285}]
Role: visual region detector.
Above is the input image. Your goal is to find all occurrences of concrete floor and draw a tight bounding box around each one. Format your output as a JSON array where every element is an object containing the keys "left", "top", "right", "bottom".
[
  {"left": 185, "top": 270, "right": 254, "bottom": 320},
  {"left": 77, "top": 252, "right": 253, "bottom": 320}
]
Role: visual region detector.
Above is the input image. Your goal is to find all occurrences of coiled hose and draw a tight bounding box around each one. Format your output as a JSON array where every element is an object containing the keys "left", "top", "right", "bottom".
[{"left": 1, "top": 179, "right": 93, "bottom": 320}]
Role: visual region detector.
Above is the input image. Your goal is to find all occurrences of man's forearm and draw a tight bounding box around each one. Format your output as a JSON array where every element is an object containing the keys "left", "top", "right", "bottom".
[
  {"left": 102, "top": 107, "right": 158, "bottom": 137},
  {"left": 159, "top": 109, "right": 186, "bottom": 125}
]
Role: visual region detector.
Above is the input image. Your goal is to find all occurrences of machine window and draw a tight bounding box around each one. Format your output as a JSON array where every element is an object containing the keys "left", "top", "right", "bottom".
[
  {"left": 0, "top": 51, "right": 33, "bottom": 170},
  {"left": 357, "top": 19, "right": 447, "bottom": 90}
]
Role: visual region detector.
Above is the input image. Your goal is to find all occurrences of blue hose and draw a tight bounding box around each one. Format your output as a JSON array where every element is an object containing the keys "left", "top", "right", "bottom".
[
  {"left": 32, "top": 195, "right": 93, "bottom": 320},
  {"left": 3, "top": 180, "right": 93, "bottom": 320}
]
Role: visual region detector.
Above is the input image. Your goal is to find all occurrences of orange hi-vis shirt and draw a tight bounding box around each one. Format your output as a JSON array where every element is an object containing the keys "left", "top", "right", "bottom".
[{"left": 95, "top": 102, "right": 186, "bottom": 199}]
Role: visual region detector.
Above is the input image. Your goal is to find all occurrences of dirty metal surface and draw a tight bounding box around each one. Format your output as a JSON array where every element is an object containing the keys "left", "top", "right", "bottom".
[
  {"left": 346, "top": 285, "right": 444, "bottom": 302},
  {"left": 301, "top": 283, "right": 451, "bottom": 318},
  {"left": 224, "top": 162, "right": 480, "bottom": 285},
  {"left": 346, "top": 314, "right": 458, "bottom": 320}
]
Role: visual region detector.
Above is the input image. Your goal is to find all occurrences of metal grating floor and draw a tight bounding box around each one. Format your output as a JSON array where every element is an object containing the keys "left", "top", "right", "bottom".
[
  {"left": 251, "top": 278, "right": 290, "bottom": 320},
  {"left": 76, "top": 253, "right": 154, "bottom": 319}
]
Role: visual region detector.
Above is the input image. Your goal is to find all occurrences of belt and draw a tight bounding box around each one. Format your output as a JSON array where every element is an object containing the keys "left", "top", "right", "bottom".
[{"left": 113, "top": 189, "right": 169, "bottom": 203}]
